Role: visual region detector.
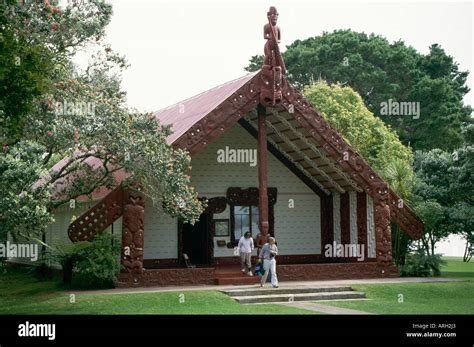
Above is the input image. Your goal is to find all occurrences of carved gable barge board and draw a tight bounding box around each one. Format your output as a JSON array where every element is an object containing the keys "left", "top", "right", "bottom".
[
  {"left": 162, "top": 70, "right": 421, "bottom": 241},
  {"left": 68, "top": 185, "right": 123, "bottom": 242},
  {"left": 388, "top": 190, "right": 424, "bottom": 239},
  {"left": 172, "top": 74, "right": 261, "bottom": 156},
  {"left": 279, "top": 79, "right": 423, "bottom": 239}
]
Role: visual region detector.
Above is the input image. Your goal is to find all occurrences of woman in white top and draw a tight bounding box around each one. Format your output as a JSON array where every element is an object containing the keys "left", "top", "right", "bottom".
[
  {"left": 238, "top": 231, "right": 254, "bottom": 276},
  {"left": 259, "top": 237, "right": 278, "bottom": 288}
]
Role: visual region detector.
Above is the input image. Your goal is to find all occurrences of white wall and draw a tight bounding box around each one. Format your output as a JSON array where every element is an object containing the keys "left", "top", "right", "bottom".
[
  {"left": 143, "top": 200, "right": 178, "bottom": 259},
  {"left": 8, "top": 202, "right": 122, "bottom": 266},
  {"left": 43, "top": 123, "right": 324, "bottom": 261},
  {"left": 194, "top": 124, "right": 321, "bottom": 256}
]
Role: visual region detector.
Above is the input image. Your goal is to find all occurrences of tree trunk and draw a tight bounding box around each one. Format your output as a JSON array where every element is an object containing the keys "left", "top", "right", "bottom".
[{"left": 62, "top": 258, "right": 74, "bottom": 284}]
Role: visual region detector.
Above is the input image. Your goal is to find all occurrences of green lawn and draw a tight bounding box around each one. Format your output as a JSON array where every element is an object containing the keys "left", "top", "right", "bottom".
[
  {"left": 0, "top": 267, "right": 314, "bottom": 315},
  {"left": 2, "top": 257, "right": 472, "bottom": 314},
  {"left": 323, "top": 256, "right": 474, "bottom": 314}
]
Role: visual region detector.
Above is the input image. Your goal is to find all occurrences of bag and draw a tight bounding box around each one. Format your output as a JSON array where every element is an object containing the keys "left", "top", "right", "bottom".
[{"left": 255, "top": 259, "right": 264, "bottom": 277}]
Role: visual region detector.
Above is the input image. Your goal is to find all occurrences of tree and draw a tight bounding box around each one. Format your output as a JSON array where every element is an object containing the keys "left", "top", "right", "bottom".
[
  {"left": 413, "top": 199, "right": 449, "bottom": 257},
  {"left": 383, "top": 158, "right": 416, "bottom": 265},
  {"left": 0, "top": 0, "right": 114, "bottom": 143},
  {"left": 0, "top": 1, "right": 205, "bottom": 242},
  {"left": 246, "top": 30, "right": 472, "bottom": 151},
  {"left": 303, "top": 81, "right": 413, "bottom": 177},
  {"left": 304, "top": 81, "right": 418, "bottom": 265},
  {"left": 446, "top": 124, "right": 474, "bottom": 262},
  {"left": 412, "top": 124, "right": 473, "bottom": 260},
  {"left": 0, "top": 141, "right": 52, "bottom": 241}
]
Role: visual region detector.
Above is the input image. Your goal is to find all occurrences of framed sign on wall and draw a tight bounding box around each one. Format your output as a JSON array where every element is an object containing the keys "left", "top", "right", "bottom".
[{"left": 214, "top": 219, "right": 230, "bottom": 237}]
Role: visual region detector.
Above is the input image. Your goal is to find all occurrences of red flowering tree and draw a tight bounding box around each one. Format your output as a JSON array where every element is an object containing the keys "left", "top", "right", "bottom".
[{"left": 0, "top": 1, "right": 205, "bottom": 241}]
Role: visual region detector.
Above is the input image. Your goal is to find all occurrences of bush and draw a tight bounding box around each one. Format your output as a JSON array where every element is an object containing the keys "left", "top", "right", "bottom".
[
  {"left": 399, "top": 250, "right": 446, "bottom": 277},
  {"left": 52, "top": 241, "right": 90, "bottom": 284},
  {"left": 72, "top": 233, "right": 122, "bottom": 289},
  {"left": 28, "top": 250, "right": 55, "bottom": 280},
  {"left": 0, "top": 258, "right": 7, "bottom": 275}
]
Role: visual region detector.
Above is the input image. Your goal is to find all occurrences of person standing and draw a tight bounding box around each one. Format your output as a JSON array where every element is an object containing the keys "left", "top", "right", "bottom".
[
  {"left": 259, "top": 237, "right": 278, "bottom": 288},
  {"left": 238, "top": 231, "right": 254, "bottom": 276},
  {"left": 255, "top": 231, "right": 269, "bottom": 257}
]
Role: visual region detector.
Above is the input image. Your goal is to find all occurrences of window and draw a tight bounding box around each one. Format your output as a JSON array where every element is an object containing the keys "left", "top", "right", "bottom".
[{"left": 233, "top": 205, "right": 260, "bottom": 239}]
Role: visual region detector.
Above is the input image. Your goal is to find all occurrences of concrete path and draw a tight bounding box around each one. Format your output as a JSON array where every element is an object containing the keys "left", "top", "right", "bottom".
[
  {"left": 280, "top": 301, "right": 373, "bottom": 315},
  {"left": 67, "top": 276, "right": 463, "bottom": 296}
]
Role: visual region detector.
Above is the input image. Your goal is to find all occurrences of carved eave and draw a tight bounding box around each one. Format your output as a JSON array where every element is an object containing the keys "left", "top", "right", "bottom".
[{"left": 388, "top": 189, "right": 424, "bottom": 240}]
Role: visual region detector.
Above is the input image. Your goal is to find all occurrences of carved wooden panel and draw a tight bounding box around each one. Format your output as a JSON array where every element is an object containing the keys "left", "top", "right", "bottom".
[
  {"left": 388, "top": 189, "right": 424, "bottom": 239},
  {"left": 366, "top": 195, "right": 376, "bottom": 258},
  {"left": 340, "top": 192, "right": 350, "bottom": 245},
  {"left": 332, "top": 192, "right": 341, "bottom": 244},
  {"left": 357, "top": 192, "right": 368, "bottom": 260},
  {"left": 120, "top": 189, "right": 145, "bottom": 285},
  {"left": 173, "top": 76, "right": 261, "bottom": 156},
  {"left": 202, "top": 196, "right": 227, "bottom": 214},
  {"left": 349, "top": 191, "right": 358, "bottom": 245},
  {"left": 68, "top": 186, "right": 123, "bottom": 242},
  {"left": 320, "top": 195, "right": 333, "bottom": 252},
  {"left": 374, "top": 194, "right": 393, "bottom": 267}
]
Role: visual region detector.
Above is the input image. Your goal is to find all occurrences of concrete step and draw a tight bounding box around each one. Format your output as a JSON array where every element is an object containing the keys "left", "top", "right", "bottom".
[
  {"left": 214, "top": 276, "right": 261, "bottom": 285},
  {"left": 221, "top": 286, "right": 354, "bottom": 297},
  {"left": 232, "top": 291, "right": 366, "bottom": 304}
]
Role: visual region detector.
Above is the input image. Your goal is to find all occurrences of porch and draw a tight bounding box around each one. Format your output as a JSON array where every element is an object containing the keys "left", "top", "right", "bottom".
[{"left": 116, "top": 262, "right": 398, "bottom": 288}]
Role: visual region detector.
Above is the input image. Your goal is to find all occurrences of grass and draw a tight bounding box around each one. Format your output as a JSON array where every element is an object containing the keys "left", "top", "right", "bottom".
[
  {"left": 322, "top": 256, "right": 474, "bottom": 314},
  {"left": 1, "top": 256, "right": 472, "bottom": 314},
  {"left": 0, "top": 267, "right": 314, "bottom": 315},
  {"left": 439, "top": 256, "right": 474, "bottom": 278}
]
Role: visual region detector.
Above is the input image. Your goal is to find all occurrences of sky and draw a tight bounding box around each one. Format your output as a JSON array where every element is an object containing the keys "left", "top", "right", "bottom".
[
  {"left": 84, "top": 0, "right": 474, "bottom": 112},
  {"left": 72, "top": 0, "right": 472, "bottom": 255}
]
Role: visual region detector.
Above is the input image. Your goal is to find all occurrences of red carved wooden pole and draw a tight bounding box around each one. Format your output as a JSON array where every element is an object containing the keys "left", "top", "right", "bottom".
[
  {"left": 121, "top": 188, "right": 145, "bottom": 285},
  {"left": 258, "top": 104, "right": 270, "bottom": 236},
  {"left": 373, "top": 185, "right": 394, "bottom": 276}
]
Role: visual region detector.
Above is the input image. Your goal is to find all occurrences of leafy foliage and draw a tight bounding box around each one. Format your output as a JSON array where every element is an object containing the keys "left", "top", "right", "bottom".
[
  {"left": 72, "top": 232, "right": 121, "bottom": 289},
  {"left": 0, "top": 141, "right": 53, "bottom": 241},
  {"left": 303, "top": 81, "right": 414, "bottom": 178},
  {"left": 1, "top": 1, "right": 205, "bottom": 242},
  {"left": 0, "top": 0, "right": 55, "bottom": 140},
  {"left": 412, "top": 124, "right": 474, "bottom": 259},
  {"left": 399, "top": 249, "right": 446, "bottom": 277},
  {"left": 246, "top": 30, "right": 472, "bottom": 151}
]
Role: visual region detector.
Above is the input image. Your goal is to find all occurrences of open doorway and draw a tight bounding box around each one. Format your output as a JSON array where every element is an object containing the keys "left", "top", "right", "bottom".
[{"left": 180, "top": 213, "right": 212, "bottom": 266}]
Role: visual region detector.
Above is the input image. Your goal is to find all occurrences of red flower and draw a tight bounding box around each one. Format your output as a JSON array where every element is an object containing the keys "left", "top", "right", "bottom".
[{"left": 51, "top": 23, "right": 59, "bottom": 32}]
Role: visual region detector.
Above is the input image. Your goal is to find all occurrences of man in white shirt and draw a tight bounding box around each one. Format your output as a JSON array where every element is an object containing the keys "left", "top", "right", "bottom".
[{"left": 238, "top": 231, "right": 254, "bottom": 276}]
